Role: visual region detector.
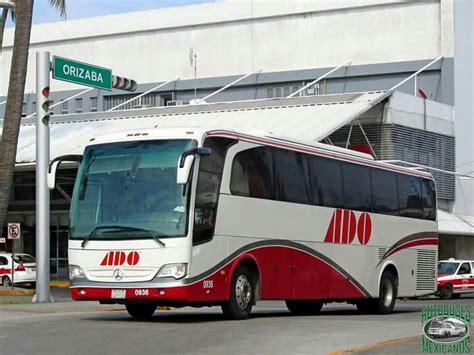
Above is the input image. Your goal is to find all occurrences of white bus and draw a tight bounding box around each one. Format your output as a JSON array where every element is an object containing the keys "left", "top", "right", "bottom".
[{"left": 53, "top": 127, "right": 438, "bottom": 320}]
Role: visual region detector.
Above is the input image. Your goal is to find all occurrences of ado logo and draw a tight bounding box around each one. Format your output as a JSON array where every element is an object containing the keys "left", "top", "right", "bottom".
[
  {"left": 324, "top": 209, "right": 372, "bottom": 245},
  {"left": 100, "top": 251, "right": 140, "bottom": 266}
]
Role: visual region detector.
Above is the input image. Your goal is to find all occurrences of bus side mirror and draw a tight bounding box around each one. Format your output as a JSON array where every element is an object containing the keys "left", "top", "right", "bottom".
[
  {"left": 177, "top": 147, "right": 212, "bottom": 185},
  {"left": 48, "top": 154, "right": 82, "bottom": 190}
]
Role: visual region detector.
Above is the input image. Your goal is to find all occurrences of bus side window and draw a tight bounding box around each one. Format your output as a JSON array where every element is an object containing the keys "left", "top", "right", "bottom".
[
  {"left": 342, "top": 163, "right": 372, "bottom": 212},
  {"left": 397, "top": 174, "right": 423, "bottom": 219},
  {"left": 371, "top": 169, "right": 399, "bottom": 216},
  {"left": 230, "top": 147, "right": 275, "bottom": 200},
  {"left": 308, "top": 156, "right": 343, "bottom": 209},
  {"left": 422, "top": 179, "right": 437, "bottom": 221},
  {"left": 272, "top": 148, "right": 310, "bottom": 204},
  {"left": 193, "top": 137, "right": 236, "bottom": 245}
]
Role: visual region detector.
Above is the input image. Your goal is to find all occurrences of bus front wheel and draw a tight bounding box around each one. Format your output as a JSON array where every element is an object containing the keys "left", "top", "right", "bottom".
[
  {"left": 125, "top": 303, "right": 156, "bottom": 320},
  {"left": 221, "top": 265, "right": 255, "bottom": 320}
]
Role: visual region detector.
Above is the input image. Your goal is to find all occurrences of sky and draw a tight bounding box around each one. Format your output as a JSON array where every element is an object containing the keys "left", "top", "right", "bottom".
[{"left": 6, "top": 0, "right": 215, "bottom": 27}]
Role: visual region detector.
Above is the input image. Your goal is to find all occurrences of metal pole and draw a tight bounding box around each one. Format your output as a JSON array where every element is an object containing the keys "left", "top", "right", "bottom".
[
  {"left": 287, "top": 60, "right": 351, "bottom": 98},
  {"left": 194, "top": 53, "right": 197, "bottom": 102},
  {"left": 107, "top": 77, "right": 179, "bottom": 112},
  {"left": 35, "top": 51, "right": 51, "bottom": 303},
  {"left": 357, "top": 120, "right": 378, "bottom": 159},
  {"left": 388, "top": 56, "right": 443, "bottom": 93},
  {"left": 198, "top": 68, "right": 261, "bottom": 103},
  {"left": 11, "top": 240, "right": 14, "bottom": 289}
]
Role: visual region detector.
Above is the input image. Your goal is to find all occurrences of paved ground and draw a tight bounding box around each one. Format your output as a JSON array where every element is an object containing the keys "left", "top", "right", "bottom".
[{"left": 0, "top": 289, "right": 472, "bottom": 355}]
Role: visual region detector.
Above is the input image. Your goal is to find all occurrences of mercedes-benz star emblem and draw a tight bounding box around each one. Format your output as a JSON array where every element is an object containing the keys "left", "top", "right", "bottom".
[{"left": 113, "top": 269, "right": 124, "bottom": 281}]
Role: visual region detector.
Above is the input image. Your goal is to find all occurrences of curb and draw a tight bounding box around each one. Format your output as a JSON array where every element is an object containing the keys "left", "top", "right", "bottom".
[
  {"left": 50, "top": 280, "right": 70, "bottom": 288},
  {"left": 0, "top": 288, "right": 35, "bottom": 296},
  {"left": 0, "top": 281, "right": 69, "bottom": 296},
  {"left": 326, "top": 335, "right": 420, "bottom": 354}
]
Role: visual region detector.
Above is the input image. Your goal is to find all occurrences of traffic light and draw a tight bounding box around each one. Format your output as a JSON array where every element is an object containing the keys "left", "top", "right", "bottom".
[{"left": 112, "top": 75, "right": 137, "bottom": 92}]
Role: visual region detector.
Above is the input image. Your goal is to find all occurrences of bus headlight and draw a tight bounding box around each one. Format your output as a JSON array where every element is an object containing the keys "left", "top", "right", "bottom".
[
  {"left": 157, "top": 263, "right": 188, "bottom": 280},
  {"left": 69, "top": 265, "right": 85, "bottom": 280}
]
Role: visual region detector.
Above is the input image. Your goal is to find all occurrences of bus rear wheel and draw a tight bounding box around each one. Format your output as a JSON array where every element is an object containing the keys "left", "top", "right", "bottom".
[
  {"left": 125, "top": 303, "right": 156, "bottom": 320},
  {"left": 221, "top": 265, "right": 255, "bottom": 320},
  {"left": 286, "top": 300, "right": 323, "bottom": 315},
  {"left": 357, "top": 271, "right": 397, "bottom": 315}
]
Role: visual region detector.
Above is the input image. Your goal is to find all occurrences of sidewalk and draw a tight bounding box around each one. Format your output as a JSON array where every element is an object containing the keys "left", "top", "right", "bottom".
[{"left": 0, "top": 280, "right": 69, "bottom": 296}]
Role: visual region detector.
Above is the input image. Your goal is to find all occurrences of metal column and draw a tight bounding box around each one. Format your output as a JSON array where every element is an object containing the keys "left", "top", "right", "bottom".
[{"left": 35, "top": 51, "right": 51, "bottom": 303}]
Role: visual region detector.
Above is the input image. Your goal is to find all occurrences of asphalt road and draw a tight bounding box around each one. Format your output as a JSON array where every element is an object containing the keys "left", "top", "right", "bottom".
[{"left": 0, "top": 293, "right": 473, "bottom": 355}]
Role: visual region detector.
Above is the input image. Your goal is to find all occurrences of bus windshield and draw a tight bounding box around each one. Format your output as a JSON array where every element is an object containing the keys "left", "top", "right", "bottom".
[{"left": 69, "top": 139, "right": 197, "bottom": 241}]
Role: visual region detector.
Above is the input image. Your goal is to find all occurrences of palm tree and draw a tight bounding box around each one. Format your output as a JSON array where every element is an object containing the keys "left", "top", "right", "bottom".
[{"left": 0, "top": 0, "right": 66, "bottom": 237}]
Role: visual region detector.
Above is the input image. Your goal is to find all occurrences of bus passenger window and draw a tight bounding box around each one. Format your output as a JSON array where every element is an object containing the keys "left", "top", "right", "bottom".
[
  {"left": 342, "top": 163, "right": 372, "bottom": 212},
  {"left": 273, "top": 149, "right": 310, "bottom": 204},
  {"left": 422, "top": 179, "right": 437, "bottom": 221},
  {"left": 230, "top": 147, "right": 275, "bottom": 200},
  {"left": 397, "top": 174, "right": 423, "bottom": 219},
  {"left": 371, "top": 169, "right": 398, "bottom": 216},
  {"left": 308, "top": 156, "right": 343, "bottom": 208},
  {"left": 193, "top": 137, "right": 236, "bottom": 245}
]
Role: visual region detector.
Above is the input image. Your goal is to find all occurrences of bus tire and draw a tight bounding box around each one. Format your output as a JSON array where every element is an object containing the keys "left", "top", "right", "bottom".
[
  {"left": 221, "top": 265, "right": 254, "bottom": 320},
  {"left": 374, "top": 271, "right": 397, "bottom": 314},
  {"left": 2, "top": 276, "right": 12, "bottom": 287},
  {"left": 439, "top": 284, "right": 453, "bottom": 299},
  {"left": 286, "top": 300, "right": 323, "bottom": 315},
  {"left": 125, "top": 303, "right": 156, "bottom": 320},
  {"left": 357, "top": 271, "right": 397, "bottom": 315}
]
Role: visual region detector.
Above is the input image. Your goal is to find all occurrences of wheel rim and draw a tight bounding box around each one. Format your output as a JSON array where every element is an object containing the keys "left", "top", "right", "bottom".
[
  {"left": 3, "top": 277, "right": 11, "bottom": 287},
  {"left": 381, "top": 278, "right": 393, "bottom": 307},
  {"left": 235, "top": 274, "right": 252, "bottom": 310}
]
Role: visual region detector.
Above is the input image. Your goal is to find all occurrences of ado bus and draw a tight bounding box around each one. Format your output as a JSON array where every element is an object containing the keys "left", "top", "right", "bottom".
[{"left": 53, "top": 127, "right": 438, "bottom": 319}]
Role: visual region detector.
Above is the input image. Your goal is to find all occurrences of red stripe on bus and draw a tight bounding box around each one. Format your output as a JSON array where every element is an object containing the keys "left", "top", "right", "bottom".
[{"left": 384, "top": 238, "right": 439, "bottom": 259}]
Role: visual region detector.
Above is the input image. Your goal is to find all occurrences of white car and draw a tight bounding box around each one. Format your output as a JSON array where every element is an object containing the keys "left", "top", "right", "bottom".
[
  {"left": 0, "top": 253, "right": 36, "bottom": 287},
  {"left": 428, "top": 321, "right": 466, "bottom": 338}
]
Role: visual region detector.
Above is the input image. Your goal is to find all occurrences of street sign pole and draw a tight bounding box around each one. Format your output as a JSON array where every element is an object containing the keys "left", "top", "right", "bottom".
[
  {"left": 11, "top": 239, "right": 14, "bottom": 289},
  {"left": 35, "top": 51, "right": 51, "bottom": 303}
]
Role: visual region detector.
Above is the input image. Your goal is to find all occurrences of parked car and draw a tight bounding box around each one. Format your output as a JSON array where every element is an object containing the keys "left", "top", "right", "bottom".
[
  {"left": 437, "top": 258, "right": 474, "bottom": 299},
  {"left": 428, "top": 320, "right": 466, "bottom": 338},
  {"left": 0, "top": 253, "right": 36, "bottom": 287}
]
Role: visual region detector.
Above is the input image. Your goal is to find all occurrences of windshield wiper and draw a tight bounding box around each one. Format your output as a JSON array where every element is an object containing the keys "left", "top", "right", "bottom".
[{"left": 81, "top": 225, "right": 166, "bottom": 248}]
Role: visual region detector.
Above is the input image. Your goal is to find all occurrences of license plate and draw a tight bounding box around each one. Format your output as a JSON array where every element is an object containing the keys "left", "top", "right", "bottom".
[{"left": 111, "top": 289, "right": 126, "bottom": 299}]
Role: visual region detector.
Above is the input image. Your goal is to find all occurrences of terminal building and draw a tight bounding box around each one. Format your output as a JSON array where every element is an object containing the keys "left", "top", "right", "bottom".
[{"left": 0, "top": 0, "right": 473, "bottom": 277}]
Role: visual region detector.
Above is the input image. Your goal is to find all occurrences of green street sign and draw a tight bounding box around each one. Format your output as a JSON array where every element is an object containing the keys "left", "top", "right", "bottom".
[{"left": 52, "top": 56, "right": 112, "bottom": 91}]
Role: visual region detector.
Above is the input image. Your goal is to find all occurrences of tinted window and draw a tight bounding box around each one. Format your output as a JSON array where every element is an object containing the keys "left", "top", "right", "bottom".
[
  {"left": 397, "top": 174, "right": 423, "bottom": 219},
  {"left": 458, "top": 262, "right": 471, "bottom": 275},
  {"left": 371, "top": 169, "right": 399, "bottom": 215},
  {"left": 231, "top": 147, "right": 275, "bottom": 200},
  {"left": 0, "top": 257, "right": 8, "bottom": 266},
  {"left": 193, "top": 137, "right": 236, "bottom": 245},
  {"left": 308, "top": 156, "right": 343, "bottom": 208},
  {"left": 422, "top": 179, "right": 437, "bottom": 221},
  {"left": 342, "top": 163, "right": 372, "bottom": 211},
  {"left": 273, "top": 149, "right": 310, "bottom": 204}
]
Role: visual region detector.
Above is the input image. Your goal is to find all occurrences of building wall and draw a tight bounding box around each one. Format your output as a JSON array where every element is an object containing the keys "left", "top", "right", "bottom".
[
  {"left": 0, "top": 0, "right": 454, "bottom": 95},
  {"left": 454, "top": 0, "right": 474, "bottom": 216}
]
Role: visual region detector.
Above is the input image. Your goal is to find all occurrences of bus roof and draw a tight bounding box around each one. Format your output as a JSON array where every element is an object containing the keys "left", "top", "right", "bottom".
[{"left": 89, "top": 126, "right": 433, "bottom": 180}]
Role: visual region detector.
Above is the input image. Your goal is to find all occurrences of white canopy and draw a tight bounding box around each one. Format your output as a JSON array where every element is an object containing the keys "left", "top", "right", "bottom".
[{"left": 1, "top": 91, "right": 386, "bottom": 164}]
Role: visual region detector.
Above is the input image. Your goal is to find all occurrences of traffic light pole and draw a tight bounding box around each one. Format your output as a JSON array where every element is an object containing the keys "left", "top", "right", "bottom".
[{"left": 34, "top": 51, "right": 51, "bottom": 303}]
